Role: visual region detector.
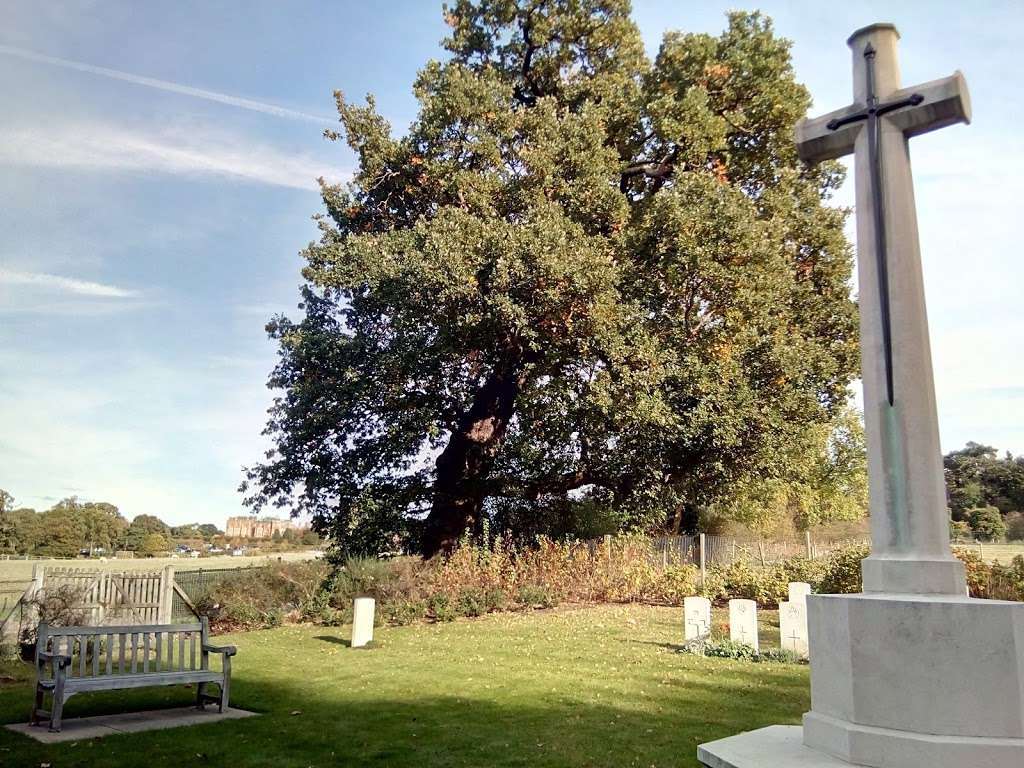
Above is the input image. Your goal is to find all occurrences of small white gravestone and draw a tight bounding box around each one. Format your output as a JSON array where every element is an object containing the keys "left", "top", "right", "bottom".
[
  {"left": 728, "top": 599, "right": 758, "bottom": 653},
  {"left": 683, "top": 596, "right": 712, "bottom": 641},
  {"left": 351, "top": 597, "right": 375, "bottom": 648},
  {"left": 779, "top": 600, "right": 809, "bottom": 658},
  {"left": 788, "top": 581, "right": 811, "bottom": 607}
]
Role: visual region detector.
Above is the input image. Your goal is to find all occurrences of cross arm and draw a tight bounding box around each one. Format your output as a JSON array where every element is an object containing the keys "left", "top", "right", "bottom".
[
  {"left": 795, "top": 70, "right": 971, "bottom": 166},
  {"left": 885, "top": 70, "right": 971, "bottom": 139},
  {"left": 795, "top": 105, "right": 862, "bottom": 165}
]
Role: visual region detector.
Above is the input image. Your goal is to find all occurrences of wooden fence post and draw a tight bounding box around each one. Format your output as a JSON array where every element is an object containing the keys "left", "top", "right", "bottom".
[
  {"left": 29, "top": 563, "right": 44, "bottom": 599},
  {"left": 699, "top": 533, "right": 706, "bottom": 589},
  {"left": 159, "top": 565, "right": 175, "bottom": 624},
  {"left": 805, "top": 531, "right": 813, "bottom": 559}
]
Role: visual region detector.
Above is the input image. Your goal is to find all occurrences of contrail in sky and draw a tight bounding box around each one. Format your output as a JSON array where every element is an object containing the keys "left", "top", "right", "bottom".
[{"left": 0, "top": 43, "right": 335, "bottom": 125}]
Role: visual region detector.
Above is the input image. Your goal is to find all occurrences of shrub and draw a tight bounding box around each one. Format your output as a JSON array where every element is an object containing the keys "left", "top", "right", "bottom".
[
  {"left": 456, "top": 588, "right": 487, "bottom": 617},
  {"left": 19, "top": 584, "right": 87, "bottom": 645},
  {"left": 427, "top": 593, "right": 457, "bottom": 622},
  {"left": 516, "top": 584, "right": 555, "bottom": 609},
  {"left": 953, "top": 547, "right": 989, "bottom": 598},
  {"left": 1005, "top": 512, "right": 1024, "bottom": 542},
  {"left": 196, "top": 560, "right": 329, "bottom": 631},
  {"left": 819, "top": 544, "right": 869, "bottom": 594},
  {"left": 383, "top": 599, "right": 427, "bottom": 625},
  {"left": 700, "top": 637, "right": 759, "bottom": 660}
]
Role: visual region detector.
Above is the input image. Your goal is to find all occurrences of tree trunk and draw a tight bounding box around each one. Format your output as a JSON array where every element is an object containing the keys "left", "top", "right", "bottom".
[{"left": 421, "top": 355, "right": 527, "bottom": 557}]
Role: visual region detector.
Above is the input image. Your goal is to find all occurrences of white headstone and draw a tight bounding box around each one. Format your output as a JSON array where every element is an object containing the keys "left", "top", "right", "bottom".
[
  {"left": 728, "top": 599, "right": 758, "bottom": 652},
  {"left": 788, "top": 582, "right": 812, "bottom": 607},
  {"left": 779, "top": 600, "right": 809, "bottom": 658},
  {"left": 683, "top": 596, "right": 712, "bottom": 641},
  {"left": 351, "top": 596, "right": 375, "bottom": 648}
]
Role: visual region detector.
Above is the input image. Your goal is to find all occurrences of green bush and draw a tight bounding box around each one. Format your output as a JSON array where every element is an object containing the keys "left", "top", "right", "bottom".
[
  {"left": 700, "top": 637, "right": 759, "bottom": 660},
  {"left": 428, "top": 593, "right": 457, "bottom": 622},
  {"left": 456, "top": 588, "right": 488, "bottom": 617},
  {"left": 819, "top": 544, "right": 869, "bottom": 594},
  {"left": 516, "top": 584, "right": 555, "bottom": 609},
  {"left": 383, "top": 599, "right": 427, "bottom": 625}
]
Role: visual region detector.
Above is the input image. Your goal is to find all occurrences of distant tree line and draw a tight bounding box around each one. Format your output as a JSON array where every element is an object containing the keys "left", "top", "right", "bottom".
[
  {"left": 0, "top": 491, "right": 228, "bottom": 558},
  {"left": 944, "top": 443, "right": 1024, "bottom": 541}
]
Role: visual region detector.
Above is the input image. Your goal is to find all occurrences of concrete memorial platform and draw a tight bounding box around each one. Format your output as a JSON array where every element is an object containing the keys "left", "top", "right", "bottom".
[
  {"left": 699, "top": 22, "right": 1024, "bottom": 768},
  {"left": 5, "top": 706, "right": 258, "bottom": 743}
]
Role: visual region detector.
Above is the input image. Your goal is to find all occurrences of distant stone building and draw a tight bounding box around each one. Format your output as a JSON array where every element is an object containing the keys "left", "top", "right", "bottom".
[{"left": 225, "top": 516, "right": 308, "bottom": 540}]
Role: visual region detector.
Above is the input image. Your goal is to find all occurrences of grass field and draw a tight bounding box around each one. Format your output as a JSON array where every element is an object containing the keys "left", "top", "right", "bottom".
[
  {"left": 953, "top": 542, "right": 1024, "bottom": 564},
  {"left": 0, "top": 605, "right": 804, "bottom": 768}
]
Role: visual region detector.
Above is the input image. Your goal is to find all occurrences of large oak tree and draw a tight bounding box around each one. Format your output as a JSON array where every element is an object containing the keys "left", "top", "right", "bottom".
[{"left": 242, "top": 1, "right": 858, "bottom": 557}]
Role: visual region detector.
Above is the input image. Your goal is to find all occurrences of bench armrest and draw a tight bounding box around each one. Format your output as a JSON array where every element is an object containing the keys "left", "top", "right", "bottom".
[
  {"left": 37, "top": 651, "right": 72, "bottom": 668},
  {"left": 202, "top": 643, "right": 237, "bottom": 657}
]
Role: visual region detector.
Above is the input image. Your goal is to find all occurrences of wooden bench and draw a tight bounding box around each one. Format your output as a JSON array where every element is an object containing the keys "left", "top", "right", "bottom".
[{"left": 32, "top": 617, "right": 236, "bottom": 732}]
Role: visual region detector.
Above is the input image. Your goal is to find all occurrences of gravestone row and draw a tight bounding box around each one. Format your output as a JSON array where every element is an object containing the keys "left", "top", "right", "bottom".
[{"left": 684, "top": 582, "right": 811, "bottom": 658}]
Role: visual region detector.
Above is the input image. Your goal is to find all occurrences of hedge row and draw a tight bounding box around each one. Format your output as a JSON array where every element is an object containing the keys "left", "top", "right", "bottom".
[{"left": 194, "top": 539, "right": 1024, "bottom": 632}]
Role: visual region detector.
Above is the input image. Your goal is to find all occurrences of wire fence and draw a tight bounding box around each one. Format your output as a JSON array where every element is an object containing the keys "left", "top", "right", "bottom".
[
  {"left": 171, "top": 566, "right": 262, "bottom": 622},
  {"left": 592, "top": 533, "right": 870, "bottom": 569}
]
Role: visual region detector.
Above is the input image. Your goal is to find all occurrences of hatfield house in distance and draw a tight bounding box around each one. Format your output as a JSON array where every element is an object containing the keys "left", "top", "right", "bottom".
[{"left": 224, "top": 515, "right": 310, "bottom": 540}]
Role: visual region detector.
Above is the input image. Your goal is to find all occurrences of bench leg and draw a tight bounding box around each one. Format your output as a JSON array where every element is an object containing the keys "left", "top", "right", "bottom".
[
  {"left": 219, "top": 655, "right": 231, "bottom": 713},
  {"left": 30, "top": 686, "right": 45, "bottom": 726},
  {"left": 196, "top": 682, "right": 208, "bottom": 710},
  {"left": 49, "top": 689, "right": 64, "bottom": 733}
]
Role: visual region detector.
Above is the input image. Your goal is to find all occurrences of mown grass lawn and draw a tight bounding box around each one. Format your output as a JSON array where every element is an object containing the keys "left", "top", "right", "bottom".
[{"left": 0, "top": 605, "right": 807, "bottom": 768}]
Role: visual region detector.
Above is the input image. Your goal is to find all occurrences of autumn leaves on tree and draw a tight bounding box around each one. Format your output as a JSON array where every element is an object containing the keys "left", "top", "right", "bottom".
[{"left": 241, "top": 1, "right": 859, "bottom": 557}]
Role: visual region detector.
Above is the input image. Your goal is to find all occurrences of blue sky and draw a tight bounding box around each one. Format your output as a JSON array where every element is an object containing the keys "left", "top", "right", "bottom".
[{"left": 1, "top": 1, "right": 1021, "bottom": 527}]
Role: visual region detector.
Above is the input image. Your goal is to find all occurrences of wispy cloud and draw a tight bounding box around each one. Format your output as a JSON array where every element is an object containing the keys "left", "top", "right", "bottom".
[
  {"left": 0, "top": 121, "right": 345, "bottom": 190},
  {"left": 0, "top": 269, "right": 138, "bottom": 298},
  {"left": 0, "top": 43, "right": 334, "bottom": 125}
]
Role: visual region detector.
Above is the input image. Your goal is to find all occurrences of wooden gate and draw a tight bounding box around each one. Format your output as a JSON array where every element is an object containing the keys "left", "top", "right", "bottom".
[{"left": 24, "top": 565, "right": 195, "bottom": 626}]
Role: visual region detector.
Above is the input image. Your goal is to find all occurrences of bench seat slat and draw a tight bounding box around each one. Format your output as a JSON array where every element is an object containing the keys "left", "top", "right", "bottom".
[{"left": 62, "top": 669, "right": 222, "bottom": 692}]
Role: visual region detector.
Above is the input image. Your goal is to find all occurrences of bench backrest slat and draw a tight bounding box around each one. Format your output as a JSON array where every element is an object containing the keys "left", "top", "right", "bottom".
[{"left": 38, "top": 622, "right": 208, "bottom": 678}]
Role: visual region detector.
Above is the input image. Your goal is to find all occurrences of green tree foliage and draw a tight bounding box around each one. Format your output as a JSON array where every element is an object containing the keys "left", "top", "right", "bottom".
[
  {"left": 703, "top": 405, "right": 867, "bottom": 534},
  {"left": 944, "top": 442, "right": 1024, "bottom": 534},
  {"left": 1006, "top": 512, "right": 1024, "bottom": 542},
  {"left": 967, "top": 506, "right": 1007, "bottom": 542},
  {"left": 138, "top": 531, "right": 171, "bottom": 557},
  {"left": 242, "top": 1, "right": 858, "bottom": 556},
  {"left": 125, "top": 514, "right": 171, "bottom": 551}
]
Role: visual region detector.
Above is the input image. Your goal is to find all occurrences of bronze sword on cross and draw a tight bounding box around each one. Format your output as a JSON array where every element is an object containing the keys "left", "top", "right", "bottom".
[
  {"left": 795, "top": 24, "right": 971, "bottom": 594},
  {"left": 824, "top": 42, "right": 924, "bottom": 406}
]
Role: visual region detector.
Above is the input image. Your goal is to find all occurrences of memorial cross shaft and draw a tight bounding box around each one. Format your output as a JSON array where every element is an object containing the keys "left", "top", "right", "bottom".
[{"left": 795, "top": 24, "right": 969, "bottom": 595}]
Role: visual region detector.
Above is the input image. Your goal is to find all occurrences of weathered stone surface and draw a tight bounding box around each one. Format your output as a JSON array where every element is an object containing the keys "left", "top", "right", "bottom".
[
  {"left": 728, "top": 599, "right": 758, "bottom": 652},
  {"left": 698, "top": 726, "right": 854, "bottom": 768},
  {"left": 779, "top": 600, "right": 808, "bottom": 658},
  {"left": 788, "top": 582, "right": 811, "bottom": 606},
  {"left": 802, "top": 592, "right": 1024, "bottom": 767},
  {"left": 351, "top": 597, "right": 375, "bottom": 648},
  {"left": 684, "top": 596, "right": 712, "bottom": 641},
  {"left": 6, "top": 706, "right": 257, "bottom": 744}
]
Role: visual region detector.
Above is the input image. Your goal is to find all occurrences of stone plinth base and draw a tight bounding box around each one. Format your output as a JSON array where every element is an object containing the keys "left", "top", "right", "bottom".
[
  {"left": 698, "top": 726, "right": 849, "bottom": 767},
  {"left": 803, "top": 592, "right": 1024, "bottom": 767},
  {"left": 697, "top": 723, "right": 1024, "bottom": 768}
]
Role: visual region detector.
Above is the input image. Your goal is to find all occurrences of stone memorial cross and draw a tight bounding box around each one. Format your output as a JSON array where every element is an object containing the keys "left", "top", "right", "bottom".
[{"left": 795, "top": 24, "right": 969, "bottom": 595}]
